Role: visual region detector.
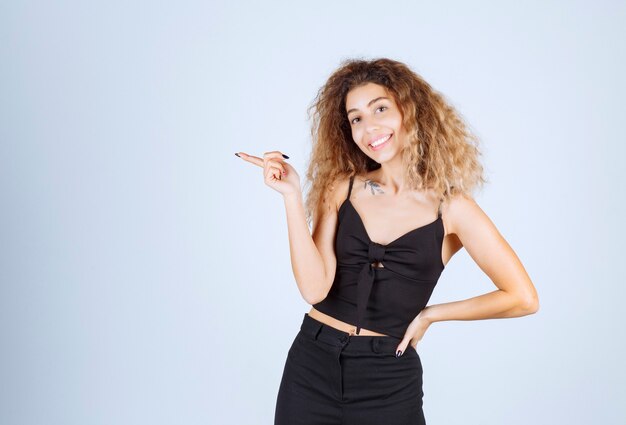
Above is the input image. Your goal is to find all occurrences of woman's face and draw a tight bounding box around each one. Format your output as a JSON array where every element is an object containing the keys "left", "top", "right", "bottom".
[{"left": 345, "top": 82, "right": 407, "bottom": 163}]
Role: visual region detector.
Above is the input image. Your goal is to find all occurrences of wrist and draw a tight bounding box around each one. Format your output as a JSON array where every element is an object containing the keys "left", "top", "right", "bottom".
[{"left": 283, "top": 191, "right": 303, "bottom": 204}]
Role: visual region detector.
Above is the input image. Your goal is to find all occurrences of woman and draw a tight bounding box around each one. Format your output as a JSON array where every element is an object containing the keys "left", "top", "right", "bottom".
[{"left": 236, "top": 58, "right": 539, "bottom": 425}]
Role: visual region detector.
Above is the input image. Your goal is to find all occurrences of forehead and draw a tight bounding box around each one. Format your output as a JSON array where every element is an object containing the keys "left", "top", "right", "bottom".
[{"left": 345, "top": 82, "right": 391, "bottom": 111}]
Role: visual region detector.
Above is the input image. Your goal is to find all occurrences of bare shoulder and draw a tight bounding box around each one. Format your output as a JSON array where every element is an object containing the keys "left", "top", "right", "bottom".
[
  {"left": 311, "top": 174, "right": 352, "bottom": 230},
  {"left": 440, "top": 191, "right": 484, "bottom": 236},
  {"left": 441, "top": 192, "right": 510, "bottom": 264},
  {"left": 326, "top": 174, "right": 352, "bottom": 213}
]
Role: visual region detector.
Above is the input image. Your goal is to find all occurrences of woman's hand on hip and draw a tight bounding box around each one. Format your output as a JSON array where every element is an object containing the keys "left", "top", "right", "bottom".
[{"left": 395, "top": 309, "right": 432, "bottom": 357}]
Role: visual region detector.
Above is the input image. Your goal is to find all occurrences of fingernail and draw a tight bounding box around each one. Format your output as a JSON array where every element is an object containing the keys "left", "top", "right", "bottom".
[
  {"left": 282, "top": 154, "right": 289, "bottom": 159},
  {"left": 396, "top": 350, "right": 403, "bottom": 358},
  {"left": 234, "top": 153, "right": 240, "bottom": 157}
]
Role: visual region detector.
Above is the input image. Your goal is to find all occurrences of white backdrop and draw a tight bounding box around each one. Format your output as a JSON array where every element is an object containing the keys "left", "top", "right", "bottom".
[{"left": 1, "top": 0, "right": 625, "bottom": 424}]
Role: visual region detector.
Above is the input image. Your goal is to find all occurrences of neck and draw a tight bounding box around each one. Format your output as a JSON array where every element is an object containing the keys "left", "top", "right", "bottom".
[{"left": 371, "top": 155, "right": 407, "bottom": 195}]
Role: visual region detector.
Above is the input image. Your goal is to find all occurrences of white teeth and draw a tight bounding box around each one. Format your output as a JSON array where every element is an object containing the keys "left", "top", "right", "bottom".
[{"left": 371, "top": 134, "right": 391, "bottom": 147}]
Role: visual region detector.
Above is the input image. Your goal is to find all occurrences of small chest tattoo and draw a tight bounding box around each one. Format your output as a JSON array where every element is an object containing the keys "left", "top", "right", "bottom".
[{"left": 364, "top": 179, "right": 385, "bottom": 195}]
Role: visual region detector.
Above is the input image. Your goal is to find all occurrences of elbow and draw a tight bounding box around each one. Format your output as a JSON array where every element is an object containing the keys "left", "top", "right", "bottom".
[
  {"left": 303, "top": 291, "right": 317, "bottom": 305},
  {"left": 305, "top": 290, "right": 328, "bottom": 305},
  {"left": 302, "top": 272, "right": 333, "bottom": 305},
  {"left": 304, "top": 295, "right": 322, "bottom": 305},
  {"left": 521, "top": 295, "right": 540, "bottom": 315},
  {"left": 304, "top": 295, "right": 321, "bottom": 305},
  {"left": 303, "top": 280, "right": 331, "bottom": 305}
]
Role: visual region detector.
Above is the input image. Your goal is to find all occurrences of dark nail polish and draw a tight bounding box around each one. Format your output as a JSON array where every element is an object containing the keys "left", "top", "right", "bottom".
[
  {"left": 235, "top": 153, "right": 240, "bottom": 157},
  {"left": 282, "top": 154, "right": 289, "bottom": 159},
  {"left": 396, "top": 350, "right": 403, "bottom": 358}
]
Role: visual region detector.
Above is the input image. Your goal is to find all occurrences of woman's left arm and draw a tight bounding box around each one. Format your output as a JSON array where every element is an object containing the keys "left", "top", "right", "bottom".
[{"left": 423, "top": 193, "right": 540, "bottom": 324}]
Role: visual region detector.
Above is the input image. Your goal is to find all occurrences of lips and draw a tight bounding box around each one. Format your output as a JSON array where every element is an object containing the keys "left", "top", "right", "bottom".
[
  {"left": 369, "top": 134, "right": 392, "bottom": 146},
  {"left": 369, "top": 134, "right": 392, "bottom": 151}
]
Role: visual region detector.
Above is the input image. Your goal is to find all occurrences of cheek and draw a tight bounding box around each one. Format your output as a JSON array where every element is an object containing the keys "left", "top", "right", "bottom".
[
  {"left": 390, "top": 115, "right": 403, "bottom": 131},
  {"left": 392, "top": 119, "right": 406, "bottom": 138}
]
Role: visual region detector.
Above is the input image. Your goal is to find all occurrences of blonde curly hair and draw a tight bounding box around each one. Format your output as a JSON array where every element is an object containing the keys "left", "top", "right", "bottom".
[{"left": 303, "top": 57, "right": 488, "bottom": 227}]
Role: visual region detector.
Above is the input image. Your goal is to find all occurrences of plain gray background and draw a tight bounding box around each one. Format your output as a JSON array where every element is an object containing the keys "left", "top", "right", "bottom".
[{"left": 2, "top": 0, "right": 625, "bottom": 424}]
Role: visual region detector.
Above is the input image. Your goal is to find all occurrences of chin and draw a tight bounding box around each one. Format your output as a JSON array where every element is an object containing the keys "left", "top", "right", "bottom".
[{"left": 371, "top": 151, "right": 400, "bottom": 163}]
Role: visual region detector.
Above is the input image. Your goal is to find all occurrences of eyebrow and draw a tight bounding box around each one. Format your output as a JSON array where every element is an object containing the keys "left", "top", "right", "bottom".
[{"left": 346, "top": 96, "right": 389, "bottom": 116}]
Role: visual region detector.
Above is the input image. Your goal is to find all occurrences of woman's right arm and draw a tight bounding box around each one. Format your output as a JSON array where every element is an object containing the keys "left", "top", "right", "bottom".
[{"left": 283, "top": 178, "right": 347, "bottom": 304}]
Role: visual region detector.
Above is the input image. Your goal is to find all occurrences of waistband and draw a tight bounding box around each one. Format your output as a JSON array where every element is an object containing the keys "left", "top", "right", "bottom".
[{"left": 299, "top": 313, "right": 403, "bottom": 353}]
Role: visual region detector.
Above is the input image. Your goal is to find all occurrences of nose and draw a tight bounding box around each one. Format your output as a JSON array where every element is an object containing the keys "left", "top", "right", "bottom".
[{"left": 364, "top": 118, "right": 380, "bottom": 133}]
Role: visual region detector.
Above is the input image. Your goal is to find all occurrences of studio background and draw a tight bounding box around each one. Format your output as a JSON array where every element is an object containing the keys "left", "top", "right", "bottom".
[{"left": 1, "top": 1, "right": 624, "bottom": 424}]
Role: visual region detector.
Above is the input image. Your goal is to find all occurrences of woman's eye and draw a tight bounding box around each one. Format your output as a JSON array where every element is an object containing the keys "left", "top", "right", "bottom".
[{"left": 350, "top": 106, "right": 386, "bottom": 125}]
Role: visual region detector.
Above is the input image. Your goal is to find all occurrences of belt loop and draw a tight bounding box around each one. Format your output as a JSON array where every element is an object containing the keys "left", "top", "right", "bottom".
[
  {"left": 302, "top": 313, "right": 323, "bottom": 340},
  {"left": 312, "top": 322, "right": 323, "bottom": 340},
  {"left": 371, "top": 338, "right": 381, "bottom": 353}
]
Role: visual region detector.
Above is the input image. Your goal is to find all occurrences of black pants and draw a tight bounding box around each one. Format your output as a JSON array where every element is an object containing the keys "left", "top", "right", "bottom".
[{"left": 274, "top": 313, "right": 426, "bottom": 425}]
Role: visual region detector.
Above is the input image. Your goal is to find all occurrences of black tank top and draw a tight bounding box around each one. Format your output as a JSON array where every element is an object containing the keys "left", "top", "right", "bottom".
[{"left": 313, "top": 175, "right": 445, "bottom": 339}]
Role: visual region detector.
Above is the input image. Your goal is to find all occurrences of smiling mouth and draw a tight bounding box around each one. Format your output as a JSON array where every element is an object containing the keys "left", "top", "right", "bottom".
[{"left": 369, "top": 134, "right": 392, "bottom": 151}]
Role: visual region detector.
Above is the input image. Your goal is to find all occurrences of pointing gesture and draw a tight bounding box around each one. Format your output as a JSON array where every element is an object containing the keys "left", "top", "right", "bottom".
[{"left": 235, "top": 151, "right": 301, "bottom": 196}]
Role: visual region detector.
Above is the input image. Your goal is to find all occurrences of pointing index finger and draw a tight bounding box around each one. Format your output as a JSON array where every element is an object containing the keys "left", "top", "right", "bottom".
[{"left": 236, "top": 152, "right": 264, "bottom": 168}]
